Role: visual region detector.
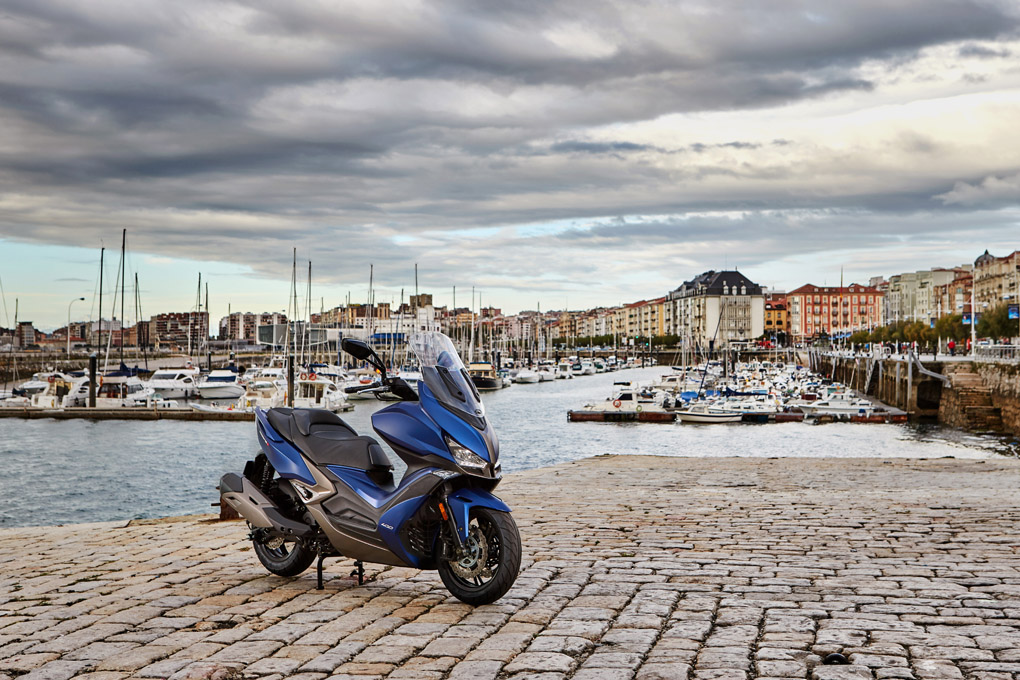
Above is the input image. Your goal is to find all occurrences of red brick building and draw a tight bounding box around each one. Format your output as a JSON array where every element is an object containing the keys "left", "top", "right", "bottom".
[{"left": 787, "top": 284, "right": 883, "bottom": 340}]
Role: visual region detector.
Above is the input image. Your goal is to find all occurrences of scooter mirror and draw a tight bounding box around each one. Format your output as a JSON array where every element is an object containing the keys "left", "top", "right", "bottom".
[
  {"left": 341, "top": 338, "right": 387, "bottom": 377},
  {"left": 341, "top": 338, "right": 375, "bottom": 361}
]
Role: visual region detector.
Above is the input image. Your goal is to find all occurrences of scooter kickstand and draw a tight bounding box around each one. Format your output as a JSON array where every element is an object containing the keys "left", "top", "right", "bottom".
[
  {"left": 350, "top": 561, "right": 364, "bottom": 585},
  {"left": 316, "top": 553, "right": 326, "bottom": 590}
]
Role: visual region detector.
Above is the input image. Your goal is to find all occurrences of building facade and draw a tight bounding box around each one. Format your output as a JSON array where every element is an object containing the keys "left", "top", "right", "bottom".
[
  {"left": 667, "top": 271, "right": 765, "bottom": 348},
  {"left": 150, "top": 312, "right": 209, "bottom": 348},
  {"left": 787, "top": 284, "right": 883, "bottom": 340},
  {"left": 973, "top": 250, "right": 1020, "bottom": 309}
]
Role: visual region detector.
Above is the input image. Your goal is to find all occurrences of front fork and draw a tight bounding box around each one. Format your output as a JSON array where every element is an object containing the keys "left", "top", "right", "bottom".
[{"left": 438, "top": 484, "right": 468, "bottom": 560}]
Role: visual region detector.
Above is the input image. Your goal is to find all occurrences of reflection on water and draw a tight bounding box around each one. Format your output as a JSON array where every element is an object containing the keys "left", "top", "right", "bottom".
[{"left": 0, "top": 366, "right": 1013, "bottom": 527}]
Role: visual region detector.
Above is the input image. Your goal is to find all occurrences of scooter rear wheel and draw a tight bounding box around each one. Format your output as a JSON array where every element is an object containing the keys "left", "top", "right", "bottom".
[
  {"left": 253, "top": 538, "right": 316, "bottom": 577},
  {"left": 438, "top": 507, "right": 521, "bottom": 606}
]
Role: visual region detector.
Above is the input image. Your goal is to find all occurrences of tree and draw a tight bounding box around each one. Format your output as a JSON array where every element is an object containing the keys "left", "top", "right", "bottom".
[{"left": 976, "top": 303, "right": 1014, "bottom": 340}]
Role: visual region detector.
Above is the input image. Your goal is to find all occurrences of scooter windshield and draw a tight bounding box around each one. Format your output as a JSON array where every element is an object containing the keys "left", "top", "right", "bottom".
[{"left": 409, "top": 332, "right": 486, "bottom": 423}]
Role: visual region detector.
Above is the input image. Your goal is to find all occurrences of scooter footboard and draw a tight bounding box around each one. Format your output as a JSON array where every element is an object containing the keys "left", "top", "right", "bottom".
[{"left": 445, "top": 488, "right": 512, "bottom": 542}]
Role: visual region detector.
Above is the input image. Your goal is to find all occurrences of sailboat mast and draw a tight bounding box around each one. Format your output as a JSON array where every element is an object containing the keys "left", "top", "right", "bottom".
[
  {"left": 135, "top": 273, "right": 148, "bottom": 370},
  {"left": 98, "top": 247, "right": 104, "bottom": 355},
  {"left": 119, "top": 229, "right": 126, "bottom": 366}
]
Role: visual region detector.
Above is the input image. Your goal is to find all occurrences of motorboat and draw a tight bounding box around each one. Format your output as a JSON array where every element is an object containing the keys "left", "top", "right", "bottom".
[
  {"left": 677, "top": 402, "right": 744, "bottom": 424},
  {"left": 536, "top": 364, "right": 556, "bottom": 382},
  {"left": 237, "top": 380, "right": 285, "bottom": 410},
  {"left": 30, "top": 375, "right": 89, "bottom": 408},
  {"left": 13, "top": 372, "right": 70, "bottom": 397},
  {"left": 555, "top": 361, "right": 574, "bottom": 379},
  {"left": 196, "top": 370, "right": 245, "bottom": 399},
  {"left": 468, "top": 362, "right": 504, "bottom": 390},
  {"left": 797, "top": 397, "right": 874, "bottom": 417},
  {"left": 292, "top": 373, "right": 350, "bottom": 412},
  {"left": 145, "top": 368, "right": 200, "bottom": 399},
  {"left": 580, "top": 359, "right": 596, "bottom": 375},
  {"left": 568, "top": 382, "right": 674, "bottom": 422},
  {"left": 514, "top": 368, "right": 539, "bottom": 384},
  {"left": 570, "top": 361, "right": 584, "bottom": 377}
]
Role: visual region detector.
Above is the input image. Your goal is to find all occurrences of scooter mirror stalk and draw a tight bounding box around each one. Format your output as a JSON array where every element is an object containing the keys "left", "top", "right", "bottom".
[{"left": 341, "top": 338, "right": 387, "bottom": 378}]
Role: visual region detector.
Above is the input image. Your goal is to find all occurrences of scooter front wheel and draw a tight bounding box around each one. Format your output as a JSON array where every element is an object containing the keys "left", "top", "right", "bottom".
[{"left": 438, "top": 507, "right": 521, "bottom": 606}]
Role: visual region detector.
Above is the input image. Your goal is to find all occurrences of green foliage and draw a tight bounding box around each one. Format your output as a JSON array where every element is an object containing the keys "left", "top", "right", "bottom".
[{"left": 976, "top": 303, "right": 1017, "bottom": 339}]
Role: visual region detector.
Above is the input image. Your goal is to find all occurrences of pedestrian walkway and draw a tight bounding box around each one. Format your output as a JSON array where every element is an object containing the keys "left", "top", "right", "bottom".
[{"left": 1, "top": 455, "right": 1019, "bottom": 680}]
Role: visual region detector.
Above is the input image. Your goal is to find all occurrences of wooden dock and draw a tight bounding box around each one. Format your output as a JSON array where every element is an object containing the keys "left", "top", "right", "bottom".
[{"left": 0, "top": 407, "right": 254, "bottom": 422}]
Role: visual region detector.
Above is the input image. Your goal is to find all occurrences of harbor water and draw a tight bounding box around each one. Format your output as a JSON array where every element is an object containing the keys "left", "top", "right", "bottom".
[{"left": 0, "top": 367, "right": 1015, "bottom": 528}]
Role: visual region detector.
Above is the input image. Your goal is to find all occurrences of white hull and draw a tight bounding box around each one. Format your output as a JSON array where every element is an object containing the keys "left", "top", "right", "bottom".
[
  {"left": 198, "top": 384, "right": 246, "bottom": 399},
  {"left": 146, "top": 385, "right": 195, "bottom": 399},
  {"left": 798, "top": 402, "right": 873, "bottom": 416},
  {"left": 677, "top": 410, "right": 743, "bottom": 423}
]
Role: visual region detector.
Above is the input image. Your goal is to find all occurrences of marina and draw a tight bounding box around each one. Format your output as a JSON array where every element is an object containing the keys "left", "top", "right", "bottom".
[{"left": 0, "top": 366, "right": 1014, "bottom": 529}]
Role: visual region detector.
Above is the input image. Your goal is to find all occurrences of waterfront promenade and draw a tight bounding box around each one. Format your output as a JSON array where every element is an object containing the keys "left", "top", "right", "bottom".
[{"left": 1, "top": 456, "right": 1019, "bottom": 680}]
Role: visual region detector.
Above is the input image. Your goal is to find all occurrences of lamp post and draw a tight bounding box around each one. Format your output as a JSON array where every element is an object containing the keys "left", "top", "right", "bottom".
[{"left": 67, "top": 297, "right": 85, "bottom": 357}]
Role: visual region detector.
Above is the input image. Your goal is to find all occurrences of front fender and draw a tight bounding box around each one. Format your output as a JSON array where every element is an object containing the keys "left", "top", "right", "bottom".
[{"left": 446, "top": 487, "right": 512, "bottom": 542}]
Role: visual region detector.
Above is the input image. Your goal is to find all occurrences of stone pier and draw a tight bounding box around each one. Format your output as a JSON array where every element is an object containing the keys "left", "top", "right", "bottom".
[{"left": 2, "top": 455, "right": 1020, "bottom": 680}]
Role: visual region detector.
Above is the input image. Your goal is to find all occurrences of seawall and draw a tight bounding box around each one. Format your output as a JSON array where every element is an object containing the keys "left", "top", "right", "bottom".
[{"left": 813, "top": 353, "right": 1020, "bottom": 437}]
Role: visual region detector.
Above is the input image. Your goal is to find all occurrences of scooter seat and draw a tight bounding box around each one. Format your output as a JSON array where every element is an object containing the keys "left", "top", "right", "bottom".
[{"left": 266, "top": 407, "right": 393, "bottom": 472}]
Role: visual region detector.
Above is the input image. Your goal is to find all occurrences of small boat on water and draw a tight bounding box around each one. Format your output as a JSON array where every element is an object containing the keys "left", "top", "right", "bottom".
[
  {"left": 677, "top": 402, "right": 744, "bottom": 424},
  {"left": 536, "top": 364, "right": 556, "bottom": 382},
  {"left": 514, "top": 369, "right": 539, "bottom": 384},
  {"left": 797, "top": 397, "right": 874, "bottom": 417},
  {"left": 468, "top": 362, "right": 504, "bottom": 390},
  {"left": 196, "top": 369, "right": 245, "bottom": 399},
  {"left": 145, "top": 368, "right": 200, "bottom": 400},
  {"left": 555, "top": 361, "right": 573, "bottom": 379},
  {"left": 568, "top": 382, "right": 674, "bottom": 422}
]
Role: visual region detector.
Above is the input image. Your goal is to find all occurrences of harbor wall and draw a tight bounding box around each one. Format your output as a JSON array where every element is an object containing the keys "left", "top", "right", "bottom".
[{"left": 814, "top": 353, "right": 1020, "bottom": 437}]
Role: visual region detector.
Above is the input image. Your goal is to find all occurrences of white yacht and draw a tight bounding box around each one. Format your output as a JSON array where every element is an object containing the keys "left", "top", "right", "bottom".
[
  {"left": 555, "top": 361, "right": 574, "bottom": 379},
  {"left": 513, "top": 369, "right": 539, "bottom": 384},
  {"left": 535, "top": 364, "right": 556, "bottom": 382},
  {"left": 14, "top": 372, "right": 69, "bottom": 397},
  {"left": 292, "top": 374, "right": 350, "bottom": 412},
  {"left": 145, "top": 368, "right": 200, "bottom": 399},
  {"left": 196, "top": 370, "right": 245, "bottom": 399},
  {"left": 580, "top": 359, "right": 596, "bottom": 375}
]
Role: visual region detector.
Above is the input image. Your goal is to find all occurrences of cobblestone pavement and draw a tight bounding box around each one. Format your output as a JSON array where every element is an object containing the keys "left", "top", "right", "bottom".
[{"left": 2, "top": 455, "right": 1020, "bottom": 680}]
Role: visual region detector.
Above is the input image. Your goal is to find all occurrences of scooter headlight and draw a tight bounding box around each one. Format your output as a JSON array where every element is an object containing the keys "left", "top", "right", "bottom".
[{"left": 444, "top": 435, "right": 488, "bottom": 472}]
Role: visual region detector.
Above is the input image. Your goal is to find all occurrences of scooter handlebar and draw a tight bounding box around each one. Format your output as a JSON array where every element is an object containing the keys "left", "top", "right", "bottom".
[{"left": 345, "top": 382, "right": 381, "bottom": 393}]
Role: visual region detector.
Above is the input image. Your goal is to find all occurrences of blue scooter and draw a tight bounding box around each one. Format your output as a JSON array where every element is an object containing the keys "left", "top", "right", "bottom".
[{"left": 219, "top": 332, "right": 520, "bottom": 605}]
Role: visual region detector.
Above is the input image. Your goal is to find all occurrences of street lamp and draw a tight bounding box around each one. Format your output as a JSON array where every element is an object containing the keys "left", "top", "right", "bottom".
[{"left": 67, "top": 297, "right": 85, "bottom": 357}]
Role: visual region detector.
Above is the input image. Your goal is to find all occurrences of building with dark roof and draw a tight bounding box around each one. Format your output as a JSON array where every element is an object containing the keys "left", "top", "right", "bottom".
[{"left": 666, "top": 270, "right": 765, "bottom": 348}]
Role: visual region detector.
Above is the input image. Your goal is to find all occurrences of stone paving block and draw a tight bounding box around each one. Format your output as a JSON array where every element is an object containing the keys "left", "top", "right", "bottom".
[
  {"left": 636, "top": 664, "right": 693, "bottom": 680},
  {"left": 812, "top": 666, "right": 873, "bottom": 680},
  {"left": 504, "top": 651, "right": 576, "bottom": 673},
  {"left": 1, "top": 458, "right": 1020, "bottom": 680}
]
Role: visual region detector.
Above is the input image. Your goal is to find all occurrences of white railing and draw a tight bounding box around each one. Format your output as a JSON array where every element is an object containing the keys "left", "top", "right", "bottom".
[{"left": 974, "top": 345, "right": 1020, "bottom": 363}]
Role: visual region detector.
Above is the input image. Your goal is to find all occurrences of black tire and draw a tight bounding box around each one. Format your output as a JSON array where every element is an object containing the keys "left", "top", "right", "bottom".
[
  {"left": 253, "top": 538, "right": 316, "bottom": 577},
  {"left": 438, "top": 508, "right": 521, "bottom": 606}
]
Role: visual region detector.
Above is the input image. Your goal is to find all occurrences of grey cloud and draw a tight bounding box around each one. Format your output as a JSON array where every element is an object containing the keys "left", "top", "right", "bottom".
[
  {"left": 0, "top": 0, "right": 1018, "bottom": 305},
  {"left": 958, "top": 43, "right": 1013, "bottom": 58}
]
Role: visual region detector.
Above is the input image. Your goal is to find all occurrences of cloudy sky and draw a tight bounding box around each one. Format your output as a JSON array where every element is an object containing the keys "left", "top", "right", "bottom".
[{"left": 2, "top": 0, "right": 1019, "bottom": 330}]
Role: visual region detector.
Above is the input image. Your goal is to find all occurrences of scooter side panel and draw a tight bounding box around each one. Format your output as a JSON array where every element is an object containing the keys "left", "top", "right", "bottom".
[
  {"left": 319, "top": 466, "right": 449, "bottom": 565},
  {"left": 378, "top": 495, "right": 429, "bottom": 568},
  {"left": 255, "top": 409, "right": 315, "bottom": 485},
  {"left": 445, "top": 488, "right": 512, "bottom": 542},
  {"left": 371, "top": 402, "right": 449, "bottom": 459}
]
